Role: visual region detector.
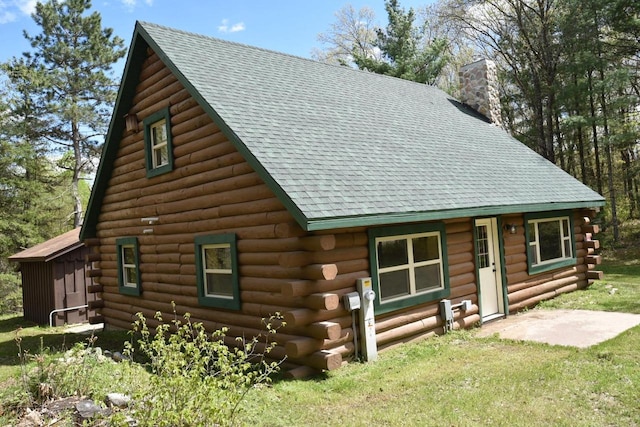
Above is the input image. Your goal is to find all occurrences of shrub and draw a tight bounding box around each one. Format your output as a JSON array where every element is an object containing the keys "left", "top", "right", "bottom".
[
  {"left": 0, "top": 273, "right": 22, "bottom": 314},
  {"left": 124, "top": 308, "right": 284, "bottom": 426}
]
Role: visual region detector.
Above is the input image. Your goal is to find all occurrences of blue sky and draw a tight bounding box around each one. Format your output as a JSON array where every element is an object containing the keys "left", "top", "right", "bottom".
[{"left": 0, "top": 0, "right": 433, "bottom": 73}]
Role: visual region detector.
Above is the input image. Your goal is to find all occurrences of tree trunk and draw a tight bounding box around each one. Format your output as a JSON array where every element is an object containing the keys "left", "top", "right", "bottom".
[
  {"left": 587, "top": 70, "right": 603, "bottom": 195},
  {"left": 577, "top": 125, "right": 587, "bottom": 185},
  {"left": 571, "top": 73, "right": 589, "bottom": 185},
  {"left": 545, "top": 92, "right": 556, "bottom": 164},
  {"left": 72, "top": 120, "right": 83, "bottom": 227},
  {"left": 554, "top": 112, "right": 568, "bottom": 173},
  {"left": 634, "top": 178, "right": 640, "bottom": 219},
  {"left": 598, "top": 69, "right": 619, "bottom": 242},
  {"left": 621, "top": 149, "right": 635, "bottom": 217}
]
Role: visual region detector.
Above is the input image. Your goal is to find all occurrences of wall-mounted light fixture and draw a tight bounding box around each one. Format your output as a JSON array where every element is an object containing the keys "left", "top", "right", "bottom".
[
  {"left": 504, "top": 223, "right": 518, "bottom": 234},
  {"left": 124, "top": 113, "right": 138, "bottom": 133},
  {"left": 141, "top": 217, "right": 159, "bottom": 225}
]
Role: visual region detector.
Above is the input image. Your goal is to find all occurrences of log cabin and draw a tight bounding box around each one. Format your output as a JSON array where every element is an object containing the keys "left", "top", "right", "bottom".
[{"left": 80, "top": 22, "right": 605, "bottom": 375}]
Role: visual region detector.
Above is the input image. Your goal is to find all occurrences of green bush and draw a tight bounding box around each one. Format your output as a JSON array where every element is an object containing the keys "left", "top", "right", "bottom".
[
  {"left": 0, "top": 273, "right": 22, "bottom": 314},
  {"left": 124, "top": 308, "right": 284, "bottom": 426}
]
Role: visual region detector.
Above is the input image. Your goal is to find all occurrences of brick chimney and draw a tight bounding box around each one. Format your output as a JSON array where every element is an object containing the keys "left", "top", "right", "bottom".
[{"left": 458, "top": 59, "right": 502, "bottom": 127}]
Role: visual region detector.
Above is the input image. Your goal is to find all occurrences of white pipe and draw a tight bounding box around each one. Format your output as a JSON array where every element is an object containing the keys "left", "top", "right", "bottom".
[{"left": 49, "top": 304, "right": 88, "bottom": 327}]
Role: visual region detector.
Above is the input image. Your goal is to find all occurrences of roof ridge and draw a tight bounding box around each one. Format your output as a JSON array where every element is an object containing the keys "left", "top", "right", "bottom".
[{"left": 136, "top": 21, "right": 440, "bottom": 91}]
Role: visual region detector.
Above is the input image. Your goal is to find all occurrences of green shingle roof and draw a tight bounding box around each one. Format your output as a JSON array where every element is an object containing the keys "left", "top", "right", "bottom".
[{"left": 81, "top": 22, "right": 604, "bottom": 238}]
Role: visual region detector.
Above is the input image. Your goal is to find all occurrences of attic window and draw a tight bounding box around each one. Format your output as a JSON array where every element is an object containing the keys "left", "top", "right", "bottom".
[
  {"left": 525, "top": 212, "right": 576, "bottom": 275},
  {"left": 368, "top": 223, "right": 450, "bottom": 315},
  {"left": 143, "top": 107, "right": 173, "bottom": 177}
]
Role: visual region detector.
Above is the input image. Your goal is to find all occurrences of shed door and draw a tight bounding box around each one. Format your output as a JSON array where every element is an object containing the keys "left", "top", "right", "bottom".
[{"left": 475, "top": 218, "right": 504, "bottom": 321}]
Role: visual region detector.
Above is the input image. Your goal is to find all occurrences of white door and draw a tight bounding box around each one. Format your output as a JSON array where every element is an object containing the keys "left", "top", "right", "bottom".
[{"left": 475, "top": 218, "right": 504, "bottom": 321}]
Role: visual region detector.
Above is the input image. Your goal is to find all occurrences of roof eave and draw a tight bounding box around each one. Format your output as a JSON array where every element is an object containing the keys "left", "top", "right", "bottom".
[
  {"left": 9, "top": 242, "right": 85, "bottom": 263},
  {"left": 304, "top": 200, "right": 606, "bottom": 231}
]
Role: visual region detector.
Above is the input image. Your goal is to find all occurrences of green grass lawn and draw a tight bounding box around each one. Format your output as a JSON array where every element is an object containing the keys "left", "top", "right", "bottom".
[
  {"left": 239, "top": 328, "right": 640, "bottom": 426},
  {"left": 1, "top": 227, "right": 639, "bottom": 425},
  {"left": 538, "top": 262, "right": 640, "bottom": 314}
]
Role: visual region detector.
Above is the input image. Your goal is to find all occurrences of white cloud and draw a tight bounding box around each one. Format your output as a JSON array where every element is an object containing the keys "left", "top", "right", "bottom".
[
  {"left": 229, "top": 22, "right": 245, "bottom": 32},
  {"left": 218, "top": 19, "right": 245, "bottom": 33},
  {"left": 0, "top": 0, "right": 35, "bottom": 24},
  {"left": 0, "top": 10, "right": 15, "bottom": 24},
  {"left": 16, "top": 0, "right": 36, "bottom": 15},
  {"left": 120, "top": 0, "right": 153, "bottom": 11}
]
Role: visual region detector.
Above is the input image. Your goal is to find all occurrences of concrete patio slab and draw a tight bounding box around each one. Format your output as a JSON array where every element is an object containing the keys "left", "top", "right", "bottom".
[{"left": 475, "top": 309, "right": 640, "bottom": 348}]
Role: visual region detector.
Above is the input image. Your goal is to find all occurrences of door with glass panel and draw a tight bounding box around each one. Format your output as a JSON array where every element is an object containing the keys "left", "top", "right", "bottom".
[{"left": 475, "top": 218, "right": 504, "bottom": 321}]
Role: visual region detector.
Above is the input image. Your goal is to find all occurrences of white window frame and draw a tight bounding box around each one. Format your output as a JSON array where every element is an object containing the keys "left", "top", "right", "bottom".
[
  {"left": 121, "top": 245, "right": 138, "bottom": 288},
  {"left": 201, "top": 243, "right": 234, "bottom": 300},
  {"left": 116, "top": 237, "right": 140, "bottom": 296},
  {"left": 150, "top": 119, "right": 169, "bottom": 169},
  {"left": 528, "top": 216, "right": 573, "bottom": 267},
  {"left": 375, "top": 231, "right": 445, "bottom": 304}
]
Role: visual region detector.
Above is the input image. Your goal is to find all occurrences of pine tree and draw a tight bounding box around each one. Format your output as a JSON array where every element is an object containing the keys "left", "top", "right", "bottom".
[
  {"left": 0, "top": 86, "right": 70, "bottom": 265},
  {"left": 3, "top": 0, "right": 126, "bottom": 227},
  {"left": 352, "top": 0, "right": 449, "bottom": 84}
]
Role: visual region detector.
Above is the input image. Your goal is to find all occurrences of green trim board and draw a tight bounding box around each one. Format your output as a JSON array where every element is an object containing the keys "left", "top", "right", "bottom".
[
  {"left": 368, "top": 223, "right": 450, "bottom": 315},
  {"left": 143, "top": 107, "right": 174, "bottom": 177},
  {"left": 305, "top": 200, "right": 604, "bottom": 232},
  {"left": 496, "top": 216, "right": 509, "bottom": 316},
  {"left": 116, "top": 237, "right": 141, "bottom": 296},
  {"left": 472, "top": 220, "right": 485, "bottom": 320},
  {"left": 194, "top": 233, "right": 240, "bottom": 310},
  {"left": 523, "top": 211, "right": 576, "bottom": 275},
  {"left": 472, "top": 221, "right": 482, "bottom": 319}
]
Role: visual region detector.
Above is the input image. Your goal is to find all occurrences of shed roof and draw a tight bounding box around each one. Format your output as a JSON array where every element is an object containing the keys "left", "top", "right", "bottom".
[
  {"left": 9, "top": 228, "right": 83, "bottom": 263},
  {"left": 81, "top": 22, "right": 604, "bottom": 238}
]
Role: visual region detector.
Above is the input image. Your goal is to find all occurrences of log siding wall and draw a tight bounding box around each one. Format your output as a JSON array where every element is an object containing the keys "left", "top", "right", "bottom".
[{"left": 88, "top": 47, "right": 600, "bottom": 374}]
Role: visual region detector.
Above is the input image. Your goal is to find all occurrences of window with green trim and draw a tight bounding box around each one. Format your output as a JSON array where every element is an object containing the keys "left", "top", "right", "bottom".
[
  {"left": 143, "top": 108, "right": 173, "bottom": 177},
  {"left": 369, "top": 223, "right": 449, "bottom": 314},
  {"left": 116, "top": 237, "right": 141, "bottom": 296},
  {"left": 525, "top": 213, "right": 575, "bottom": 274},
  {"left": 195, "top": 234, "right": 240, "bottom": 310}
]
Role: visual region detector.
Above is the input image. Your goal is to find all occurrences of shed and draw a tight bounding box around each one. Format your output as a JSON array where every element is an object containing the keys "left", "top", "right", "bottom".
[
  {"left": 79, "top": 22, "right": 605, "bottom": 375},
  {"left": 9, "top": 228, "right": 95, "bottom": 326}
]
